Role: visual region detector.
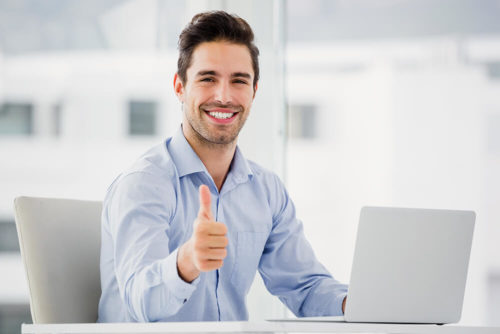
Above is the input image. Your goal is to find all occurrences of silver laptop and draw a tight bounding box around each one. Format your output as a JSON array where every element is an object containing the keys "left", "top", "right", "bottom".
[{"left": 271, "top": 206, "right": 475, "bottom": 324}]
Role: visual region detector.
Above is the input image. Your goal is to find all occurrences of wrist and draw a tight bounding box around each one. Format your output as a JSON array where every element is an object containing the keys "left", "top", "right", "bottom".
[{"left": 177, "top": 240, "right": 200, "bottom": 283}]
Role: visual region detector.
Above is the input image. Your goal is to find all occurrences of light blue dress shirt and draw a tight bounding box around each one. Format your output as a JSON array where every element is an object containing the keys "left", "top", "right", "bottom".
[{"left": 98, "top": 127, "right": 348, "bottom": 322}]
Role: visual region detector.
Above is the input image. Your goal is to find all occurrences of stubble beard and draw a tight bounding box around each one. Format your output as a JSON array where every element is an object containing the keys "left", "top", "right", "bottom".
[{"left": 185, "top": 103, "right": 248, "bottom": 149}]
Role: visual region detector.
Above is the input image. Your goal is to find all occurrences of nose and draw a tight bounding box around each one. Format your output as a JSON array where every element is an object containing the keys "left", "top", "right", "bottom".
[{"left": 214, "top": 81, "right": 231, "bottom": 104}]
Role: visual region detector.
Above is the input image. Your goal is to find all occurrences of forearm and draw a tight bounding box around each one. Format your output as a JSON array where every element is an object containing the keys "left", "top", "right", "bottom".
[
  {"left": 121, "top": 249, "right": 198, "bottom": 322},
  {"left": 296, "top": 278, "right": 348, "bottom": 317}
]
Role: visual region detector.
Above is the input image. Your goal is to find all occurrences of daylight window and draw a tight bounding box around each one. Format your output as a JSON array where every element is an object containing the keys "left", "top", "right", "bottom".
[
  {"left": 487, "top": 114, "right": 500, "bottom": 156},
  {"left": 486, "top": 62, "right": 500, "bottom": 80},
  {"left": 0, "top": 103, "right": 33, "bottom": 135},
  {"left": 288, "top": 104, "right": 317, "bottom": 139},
  {"left": 129, "top": 101, "right": 157, "bottom": 136},
  {"left": 51, "top": 103, "right": 62, "bottom": 137},
  {"left": 488, "top": 271, "right": 500, "bottom": 325},
  {"left": 0, "top": 220, "right": 20, "bottom": 252},
  {"left": 0, "top": 304, "right": 32, "bottom": 331}
]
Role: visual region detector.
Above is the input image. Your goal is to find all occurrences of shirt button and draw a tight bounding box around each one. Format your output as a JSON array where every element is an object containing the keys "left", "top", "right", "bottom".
[{"left": 183, "top": 299, "right": 187, "bottom": 303}]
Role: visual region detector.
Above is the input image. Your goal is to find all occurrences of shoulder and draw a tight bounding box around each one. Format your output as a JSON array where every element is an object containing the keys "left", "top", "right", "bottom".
[
  {"left": 246, "top": 160, "right": 297, "bottom": 226},
  {"left": 104, "top": 140, "right": 179, "bottom": 210},
  {"left": 124, "top": 140, "right": 177, "bottom": 180},
  {"left": 246, "top": 160, "right": 289, "bottom": 218},
  {"left": 247, "top": 159, "right": 285, "bottom": 192}
]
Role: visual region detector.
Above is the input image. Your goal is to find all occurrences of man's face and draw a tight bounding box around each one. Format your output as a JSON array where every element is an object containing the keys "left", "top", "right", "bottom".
[{"left": 175, "top": 41, "right": 257, "bottom": 146}]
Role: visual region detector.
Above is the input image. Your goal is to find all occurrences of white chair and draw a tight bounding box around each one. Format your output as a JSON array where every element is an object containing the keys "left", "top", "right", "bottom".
[{"left": 13, "top": 196, "right": 102, "bottom": 323}]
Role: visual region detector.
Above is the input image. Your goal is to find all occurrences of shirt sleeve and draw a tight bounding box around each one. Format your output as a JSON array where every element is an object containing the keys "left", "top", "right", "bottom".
[
  {"left": 107, "top": 171, "right": 199, "bottom": 322},
  {"left": 258, "top": 174, "right": 348, "bottom": 317}
]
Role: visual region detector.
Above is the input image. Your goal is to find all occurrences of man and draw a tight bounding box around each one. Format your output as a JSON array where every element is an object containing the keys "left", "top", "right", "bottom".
[{"left": 98, "top": 11, "right": 347, "bottom": 322}]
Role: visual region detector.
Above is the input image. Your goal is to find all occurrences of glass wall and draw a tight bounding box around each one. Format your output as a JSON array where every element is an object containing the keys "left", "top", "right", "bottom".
[
  {"left": 0, "top": 0, "right": 286, "bottom": 331},
  {"left": 286, "top": 0, "right": 500, "bottom": 325}
]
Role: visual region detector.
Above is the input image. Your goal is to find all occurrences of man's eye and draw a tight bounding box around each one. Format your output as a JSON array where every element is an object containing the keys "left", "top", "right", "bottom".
[
  {"left": 201, "top": 78, "right": 214, "bottom": 82},
  {"left": 233, "top": 80, "right": 248, "bottom": 84}
]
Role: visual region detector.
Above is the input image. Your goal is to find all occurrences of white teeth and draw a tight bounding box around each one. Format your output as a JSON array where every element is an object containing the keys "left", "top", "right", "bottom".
[{"left": 208, "top": 111, "right": 234, "bottom": 119}]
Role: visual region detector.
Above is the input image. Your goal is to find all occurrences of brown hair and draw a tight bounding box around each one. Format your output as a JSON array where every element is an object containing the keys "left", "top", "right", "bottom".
[{"left": 177, "top": 11, "right": 260, "bottom": 88}]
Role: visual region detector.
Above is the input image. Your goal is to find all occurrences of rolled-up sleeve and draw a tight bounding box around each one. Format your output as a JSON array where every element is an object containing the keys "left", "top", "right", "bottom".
[
  {"left": 258, "top": 175, "right": 348, "bottom": 317},
  {"left": 108, "top": 172, "right": 199, "bottom": 322}
]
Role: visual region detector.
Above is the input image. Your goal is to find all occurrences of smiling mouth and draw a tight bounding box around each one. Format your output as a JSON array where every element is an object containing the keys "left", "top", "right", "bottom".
[{"left": 207, "top": 111, "right": 235, "bottom": 119}]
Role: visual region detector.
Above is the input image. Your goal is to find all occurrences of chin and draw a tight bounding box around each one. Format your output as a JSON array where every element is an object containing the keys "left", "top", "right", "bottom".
[
  {"left": 206, "top": 132, "right": 238, "bottom": 145},
  {"left": 211, "top": 137, "right": 235, "bottom": 145}
]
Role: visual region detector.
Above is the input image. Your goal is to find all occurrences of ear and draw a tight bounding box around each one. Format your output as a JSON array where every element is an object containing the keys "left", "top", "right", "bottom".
[
  {"left": 173, "top": 73, "right": 185, "bottom": 102},
  {"left": 252, "top": 81, "right": 258, "bottom": 99}
]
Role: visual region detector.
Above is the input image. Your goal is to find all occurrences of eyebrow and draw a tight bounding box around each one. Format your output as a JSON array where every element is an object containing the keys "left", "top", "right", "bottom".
[
  {"left": 231, "top": 72, "right": 252, "bottom": 79},
  {"left": 196, "top": 70, "right": 217, "bottom": 77},
  {"left": 195, "top": 70, "right": 252, "bottom": 80}
]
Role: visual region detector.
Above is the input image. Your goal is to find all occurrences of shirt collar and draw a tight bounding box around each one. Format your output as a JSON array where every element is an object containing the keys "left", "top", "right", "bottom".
[
  {"left": 168, "top": 127, "right": 207, "bottom": 178},
  {"left": 167, "top": 126, "right": 254, "bottom": 183},
  {"left": 230, "top": 146, "right": 254, "bottom": 184}
]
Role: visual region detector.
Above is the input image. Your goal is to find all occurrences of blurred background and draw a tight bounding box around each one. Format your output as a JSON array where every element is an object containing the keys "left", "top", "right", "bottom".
[{"left": 1, "top": 0, "right": 499, "bottom": 332}]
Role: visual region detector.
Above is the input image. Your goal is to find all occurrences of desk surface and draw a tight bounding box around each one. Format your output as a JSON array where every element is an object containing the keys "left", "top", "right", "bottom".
[{"left": 22, "top": 321, "right": 500, "bottom": 334}]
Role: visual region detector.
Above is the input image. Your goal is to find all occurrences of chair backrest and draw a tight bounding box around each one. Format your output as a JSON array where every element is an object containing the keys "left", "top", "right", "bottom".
[{"left": 13, "top": 196, "right": 102, "bottom": 323}]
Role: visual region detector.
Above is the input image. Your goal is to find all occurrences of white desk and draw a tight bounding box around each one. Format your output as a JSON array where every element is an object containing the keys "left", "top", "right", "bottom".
[{"left": 22, "top": 321, "right": 500, "bottom": 334}]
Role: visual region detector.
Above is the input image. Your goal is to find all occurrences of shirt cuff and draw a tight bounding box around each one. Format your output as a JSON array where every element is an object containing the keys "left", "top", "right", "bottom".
[
  {"left": 334, "top": 292, "right": 348, "bottom": 315},
  {"left": 161, "top": 248, "right": 199, "bottom": 302}
]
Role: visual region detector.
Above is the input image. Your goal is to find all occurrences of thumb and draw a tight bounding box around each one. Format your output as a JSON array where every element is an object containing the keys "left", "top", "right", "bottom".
[{"left": 198, "top": 184, "right": 213, "bottom": 221}]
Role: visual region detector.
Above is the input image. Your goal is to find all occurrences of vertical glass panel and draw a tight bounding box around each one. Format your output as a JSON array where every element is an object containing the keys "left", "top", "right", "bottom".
[{"left": 0, "top": 103, "right": 33, "bottom": 135}]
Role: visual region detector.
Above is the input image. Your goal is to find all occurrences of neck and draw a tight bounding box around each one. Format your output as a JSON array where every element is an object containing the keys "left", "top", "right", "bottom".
[{"left": 182, "top": 124, "right": 236, "bottom": 192}]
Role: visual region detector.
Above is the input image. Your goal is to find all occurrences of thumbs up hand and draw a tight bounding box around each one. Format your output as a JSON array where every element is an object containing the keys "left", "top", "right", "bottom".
[
  {"left": 177, "top": 185, "right": 228, "bottom": 282},
  {"left": 192, "top": 185, "right": 228, "bottom": 270}
]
